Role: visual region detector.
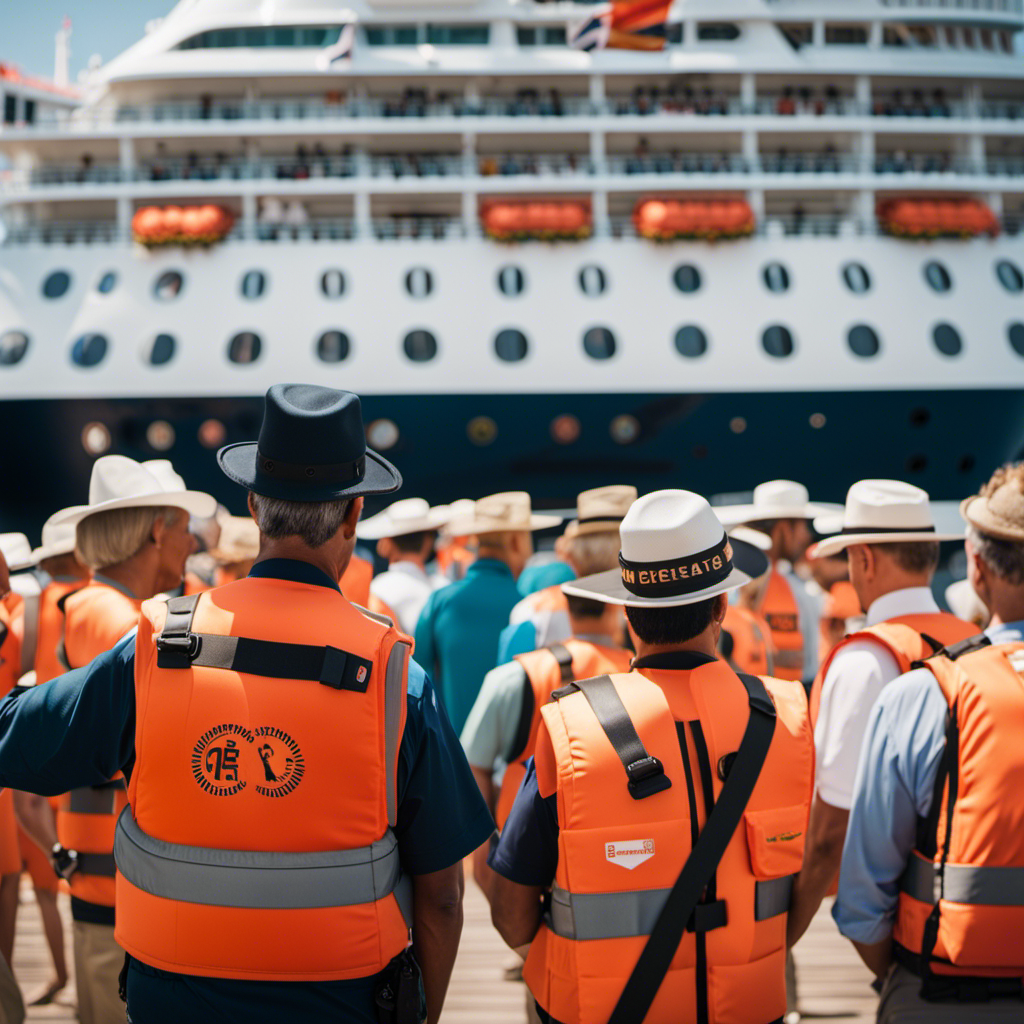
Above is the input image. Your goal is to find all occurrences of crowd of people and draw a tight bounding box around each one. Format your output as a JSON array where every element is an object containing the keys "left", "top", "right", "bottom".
[{"left": 0, "top": 383, "right": 1021, "bottom": 1024}]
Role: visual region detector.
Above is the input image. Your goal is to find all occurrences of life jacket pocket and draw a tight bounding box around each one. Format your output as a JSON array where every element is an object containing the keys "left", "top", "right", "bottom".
[{"left": 744, "top": 805, "right": 807, "bottom": 879}]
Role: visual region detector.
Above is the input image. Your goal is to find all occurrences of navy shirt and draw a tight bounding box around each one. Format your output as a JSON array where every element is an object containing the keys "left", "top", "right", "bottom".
[{"left": 0, "top": 558, "right": 494, "bottom": 1024}]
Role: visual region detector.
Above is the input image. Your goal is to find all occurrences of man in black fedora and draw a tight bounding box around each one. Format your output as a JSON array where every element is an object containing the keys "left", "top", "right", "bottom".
[{"left": 0, "top": 384, "right": 494, "bottom": 1024}]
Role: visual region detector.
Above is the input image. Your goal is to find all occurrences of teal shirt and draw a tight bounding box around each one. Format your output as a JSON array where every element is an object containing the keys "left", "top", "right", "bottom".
[
  {"left": 414, "top": 558, "right": 522, "bottom": 735},
  {"left": 516, "top": 560, "right": 574, "bottom": 598}
]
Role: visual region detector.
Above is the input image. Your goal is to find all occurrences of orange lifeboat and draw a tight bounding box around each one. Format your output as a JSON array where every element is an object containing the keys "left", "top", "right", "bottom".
[
  {"left": 481, "top": 201, "right": 592, "bottom": 241},
  {"left": 878, "top": 197, "right": 1000, "bottom": 239},
  {"left": 132, "top": 204, "right": 235, "bottom": 247},
  {"left": 633, "top": 197, "right": 755, "bottom": 241}
]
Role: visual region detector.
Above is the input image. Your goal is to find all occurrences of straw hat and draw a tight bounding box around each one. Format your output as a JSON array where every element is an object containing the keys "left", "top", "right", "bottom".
[
  {"left": 457, "top": 492, "right": 562, "bottom": 536},
  {"left": 563, "top": 486, "right": 637, "bottom": 539},
  {"left": 715, "top": 480, "right": 842, "bottom": 527},
  {"left": 50, "top": 456, "right": 217, "bottom": 528},
  {"left": 563, "top": 490, "right": 751, "bottom": 608},
  {"left": 31, "top": 517, "right": 78, "bottom": 566},
  {"left": 357, "top": 498, "right": 450, "bottom": 541},
  {"left": 439, "top": 500, "right": 476, "bottom": 539},
  {"left": 0, "top": 534, "right": 34, "bottom": 574},
  {"left": 809, "top": 480, "right": 962, "bottom": 559},
  {"left": 961, "top": 468, "right": 1024, "bottom": 543},
  {"left": 209, "top": 516, "right": 261, "bottom": 563}
]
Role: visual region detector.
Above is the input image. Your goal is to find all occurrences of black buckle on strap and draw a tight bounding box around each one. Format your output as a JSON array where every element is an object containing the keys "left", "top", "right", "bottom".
[
  {"left": 155, "top": 632, "right": 200, "bottom": 669},
  {"left": 686, "top": 900, "right": 728, "bottom": 934},
  {"left": 626, "top": 756, "right": 671, "bottom": 800}
]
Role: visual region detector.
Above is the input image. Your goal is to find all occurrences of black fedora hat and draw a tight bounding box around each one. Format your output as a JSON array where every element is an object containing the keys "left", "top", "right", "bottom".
[{"left": 218, "top": 384, "right": 402, "bottom": 502}]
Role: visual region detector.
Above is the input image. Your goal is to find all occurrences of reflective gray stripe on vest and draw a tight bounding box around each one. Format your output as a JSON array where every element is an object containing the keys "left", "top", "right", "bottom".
[
  {"left": 68, "top": 781, "right": 126, "bottom": 815},
  {"left": 901, "top": 855, "right": 1024, "bottom": 907},
  {"left": 385, "top": 641, "right": 410, "bottom": 829},
  {"left": 114, "top": 808, "right": 409, "bottom": 912},
  {"left": 548, "top": 874, "right": 794, "bottom": 940}
]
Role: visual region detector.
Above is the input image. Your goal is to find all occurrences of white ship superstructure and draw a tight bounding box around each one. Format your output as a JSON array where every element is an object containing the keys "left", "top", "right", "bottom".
[{"left": 1, "top": 0, "right": 1023, "bottom": 527}]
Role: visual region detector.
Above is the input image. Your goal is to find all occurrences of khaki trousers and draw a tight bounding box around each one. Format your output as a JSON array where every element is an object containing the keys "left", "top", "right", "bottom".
[
  {"left": 0, "top": 953, "right": 24, "bottom": 1024},
  {"left": 72, "top": 921, "right": 124, "bottom": 1024},
  {"left": 878, "top": 964, "right": 1024, "bottom": 1023}
]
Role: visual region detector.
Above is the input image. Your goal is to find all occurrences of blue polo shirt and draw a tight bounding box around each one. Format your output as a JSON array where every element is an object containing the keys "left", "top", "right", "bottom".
[
  {"left": 0, "top": 558, "right": 493, "bottom": 1024},
  {"left": 414, "top": 558, "right": 522, "bottom": 735}
]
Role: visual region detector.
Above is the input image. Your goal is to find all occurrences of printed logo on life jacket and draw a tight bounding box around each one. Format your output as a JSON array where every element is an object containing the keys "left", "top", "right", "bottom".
[
  {"left": 766, "top": 831, "right": 803, "bottom": 843},
  {"left": 605, "top": 839, "right": 655, "bottom": 870},
  {"left": 766, "top": 613, "right": 799, "bottom": 633},
  {"left": 191, "top": 724, "right": 304, "bottom": 797},
  {"left": 192, "top": 723, "right": 253, "bottom": 796},
  {"left": 253, "top": 726, "right": 305, "bottom": 798}
]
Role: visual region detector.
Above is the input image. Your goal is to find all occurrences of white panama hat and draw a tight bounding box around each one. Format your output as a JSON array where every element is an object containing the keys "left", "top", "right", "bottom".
[
  {"left": 563, "top": 489, "right": 751, "bottom": 608},
  {"left": 563, "top": 485, "right": 638, "bottom": 539},
  {"left": 357, "top": 498, "right": 450, "bottom": 541},
  {"left": 0, "top": 534, "right": 34, "bottom": 574},
  {"left": 456, "top": 492, "right": 562, "bottom": 536},
  {"left": 809, "top": 480, "right": 962, "bottom": 559},
  {"left": 30, "top": 516, "right": 79, "bottom": 566},
  {"left": 715, "top": 480, "right": 842, "bottom": 528},
  {"left": 50, "top": 455, "right": 217, "bottom": 528},
  {"left": 439, "top": 500, "right": 476, "bottom": 539}
]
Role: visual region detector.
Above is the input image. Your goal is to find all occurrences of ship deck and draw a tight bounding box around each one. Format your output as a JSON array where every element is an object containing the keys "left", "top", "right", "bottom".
[{"left": 12, "top": 876, "right": 876, "bottom": 1022}]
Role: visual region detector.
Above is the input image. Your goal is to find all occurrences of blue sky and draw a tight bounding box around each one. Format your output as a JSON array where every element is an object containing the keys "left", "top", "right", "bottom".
[{"left": 3, "top": 1, "right": 174, "bottom": 81}]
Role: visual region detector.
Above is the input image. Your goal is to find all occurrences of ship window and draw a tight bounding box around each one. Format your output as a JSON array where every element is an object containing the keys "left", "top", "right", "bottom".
[
  {"left": 583, "top": 327, "right": 616, "bottom": 360},
  {"left": 762, "top": 262, "right": 790, "bottom": 293},
  {"left": 154, "top": 271, "right": 184, "bottom": 301},
  {"left": 495, "top": 329, "right": 529, "bottom": 362},
  {"left": 227, "top": 332, "right": 262, "bottom": 364},
  {"left": 762, "top": 325, "right": 794, "bottom": 358},
  {"left": 321, "top": 270, "right": 346, "bottom": 298},
  {"left": 404, "top": 330, "right": 438, "bottom": 362},
  {"left": 697, "top": 23, "right": 739, "bottom": 41},
  {"left": 178, "top": 25, "right": 344, "bottom": 49},
  {"left": 0, "top": 331, "right": 29, "bottom": 366},
  {"left": 97, "top": 271, "right": 117, "bottom": 294},
  {"left": 2, "top": 96, "right": 14, "bottom": 124},
  {"left": 932, "top": 323, "right": 963, "bottom": 357},
  {"left": 241, "top": 270, "right": 266, "bottom": 299},
  {"left": 517, "top": 27, "right": 567, "bottom": 46},
  {"left": 673, "top": 264, "right": 702, "bottom": 294},
  {"left": 364, "top": 25, "right": 418, "bottom": 46},
  {"left": 23, "top": 100, "right": 36, "bottom": 124},
  {"left": 996, "top": 259, "right": 1024, "bottom": 293},
  {"left": 674, "top": 326, "right": 708, "bottom": 358},
  {"left": 826, "top": 25, "right": 868, "bottom": 45},
  {"left": 497, "top": 266, "right": 525, "bottom": 296},
  {"left": 426, "top": 25, "right": 490, "bottom": 45},
  {"left": 1009, "top": 323, "right": 1024, "bottom": 357},
  {"left": 579, "top": 265, "right": 607, "bottom": 297},
  {"left": 316, "top": 330, "right": 351, "bottom": 363},
  {"left": 148, "top": 334, "right": 176, "bottom": 366},
  {"left": 847, "top": 325, "right": 880, "bottom": 358},
  {"left": 923, "top": 261, "right": 952, "bottom": 293},
  {"left": 842, "top": 262, "right": 871, "bottom": 294},
  {"left": 42, "top": 271, "right": 71, "bottom": 299},
  {"left": 405, "top": 268, "right": 434, "bottom": 299},
  {"left": 71, "top": 334, "right": 108, "bottom": 368}
]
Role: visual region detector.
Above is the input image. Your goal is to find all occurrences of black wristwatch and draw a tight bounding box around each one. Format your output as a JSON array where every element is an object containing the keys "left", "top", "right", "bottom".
[{"left": 51, "top": 843, "right": 79, "bottom": 880}]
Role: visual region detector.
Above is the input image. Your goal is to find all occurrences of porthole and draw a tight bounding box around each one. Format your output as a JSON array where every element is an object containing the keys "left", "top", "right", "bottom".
[
  {"left": 674, "top": 326, "right": 707, "bottom": 358},
  {"left": 761, "top": 325, "right": 794, "bottom": 358},
  {"left": 847, "top": 325, "right": 880, "bottom": 358},
  {"left": 923, "top": 261, "right": 952, "bottom": 293},
  {"left": 71, "top": 333, "right": 108, "bottom": 368},
  {"left": 996, "top": 259, "right": 1024, "bottom": 293},
  {"left": 1009, "top": 322, "right": 1024, "bottom": 357},
  {"left": 405, "top": 267, "right": 433, "bottom": 299},
  {"left": 842, "top": 262, "right": 871, "bottom": 294},
  {"left": 227, "top": 331, "right": 262, "bottom": 364},
  {"left": 578, "top": 265, "right": 607, "bottom": 297},
  {"left": 494, "top": 329, "right": 528, "bottom": 363},
  {"left": 583, "top": 327, "right": 616, "bottom": 360},
  {"left": 672, "top": 264, "right": 702, "bottom": 294},
  {"left": 81, "top": 422, "right": 111, "bottom": 455},
  {"left": 610, "top": 414, "right": 640, "bottom": 445},
  {"left": 762, "top": 262, "right": 790, "bottom": 294},
  {"left": 906, "top": 454, "right": 928, "bottom": 474},
  {"left": 0, "top": 331, "right": 29, "bottom": 366},
  {"left": 551, "top": 415, "right": 581, "bottom": 445},
  {"left": 42, "top": 270, "right": 71, "bottom": 300},
  {"left": 154, "top": 270, "right": 184, "bottom": 301},
  {"left": 97, "top": 271, "right": 117, "bottom": 295},
  {"left": 467, "top": 416, "right": 498, "bottom": 446},
  {"left": 320, "top": 269, "right": 346, "bottom": 298},
  {"left": 148, "top": 333, "right": 176, "bottom": 366},
  {"left": 367, "top": 419, "right": 400, "bottom": 451},
  {"left": 932, "top": 323, "right": 963, "bottom": 357},
  {"left": 497, "top": 265, "right": 525, "bottom": 297},
  {"left": 198, "top": 419, "right": 226, "bottom": 449},
  {"left": 316, "top": 330, "right": 351, "bottom": 363},
  {"left": 403, "top": 329, "right": 438, "bottom": 362},
  {"left": 240, "top": 270, "right": 266, "bottom": 299},
  {"left": 146, "top": 421, "right": 175, "bottom": 451}
]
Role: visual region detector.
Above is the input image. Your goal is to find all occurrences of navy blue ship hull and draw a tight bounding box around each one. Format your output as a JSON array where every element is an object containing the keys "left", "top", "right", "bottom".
[{"left": 3, "top": 389, "right": 1023, "bottom": 536}]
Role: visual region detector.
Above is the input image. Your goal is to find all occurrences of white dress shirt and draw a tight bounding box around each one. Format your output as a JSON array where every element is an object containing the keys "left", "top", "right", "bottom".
[
  {"left": 369, "top": 561, "right": 434, "bottom": 635},
  {"left": 814, "top": 586, "right": 940, "bottom": 810}
]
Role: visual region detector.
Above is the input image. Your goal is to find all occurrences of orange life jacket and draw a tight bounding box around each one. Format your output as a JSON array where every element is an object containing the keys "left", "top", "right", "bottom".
[
  {"left": 495, "top": 639, "right": 633, "bottom": 829},
  {"left": 893, "top": 635, "right": 1024, "bottom": 991},
  {"left": 340, "top": 553, "right": 373, "bottom": 607},
  {"left": 521, "top": 585, "right": 569, "bottom": 617},
  {"left": 34, "top": 578, "right": 88, "bottom": 684},
  {"left": 367, "top": 592, "right": 399, "bottom": 625},
  {"left": 720, "top": 605, "right": 775, "bottom": 678},
  {"left": 523, "top": 658, "right": 813, "bottom": 1024},
  {"left": 761, "top": 570, "right": 805, "bottom": 682},
  {"left": 114, "top": 576, "right": 413, "bottom": 982},
  {"left": 58, "top": 580, "right": 139, "bottom": 908},
  {"left": 0, "top": 597, "right": 20, "bottom": 698}
]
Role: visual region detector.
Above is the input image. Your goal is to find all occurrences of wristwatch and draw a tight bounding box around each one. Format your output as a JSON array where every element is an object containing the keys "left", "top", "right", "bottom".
[{"left": 50, "top": 843, "right": 79, "bottom": 880}]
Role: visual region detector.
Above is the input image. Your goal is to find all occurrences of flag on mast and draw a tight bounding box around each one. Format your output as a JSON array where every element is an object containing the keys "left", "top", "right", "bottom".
[
  {"left": 569, "top": 0, "right": 671, "bottom": 52},
  {"left": 318, "top": 24, "right": 356, "bottom": 68}
]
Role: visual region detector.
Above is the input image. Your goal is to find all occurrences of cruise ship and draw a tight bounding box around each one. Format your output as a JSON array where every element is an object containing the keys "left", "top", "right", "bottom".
[{"left": 2, "top": 0, "right": 1024, "bottom": 534}]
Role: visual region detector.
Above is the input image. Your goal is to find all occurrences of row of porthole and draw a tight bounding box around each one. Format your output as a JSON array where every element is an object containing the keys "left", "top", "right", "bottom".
[
  {"left": 36, "top": 257, "right": 1024, "bottom": 304},
  {"left": 6, "top": 321, "right": 1024, "bottom": 369}
]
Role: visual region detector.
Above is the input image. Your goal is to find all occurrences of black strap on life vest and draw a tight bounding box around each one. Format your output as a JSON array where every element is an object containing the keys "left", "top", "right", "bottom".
[
  {"left": 155, "top": 594, "right": 374, "bottom": 693},
  {"left": 547, "top": 643, "right": 575, "bottom": 685},
  {"left": 553, "top": 674, "right": 671, "bottom": 800},
  {"left": 607, "top": 672, "right": 777, "bottom": 1024},
  {"left": 507, "top": 643, "right": 577, "bottom": 766}
]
